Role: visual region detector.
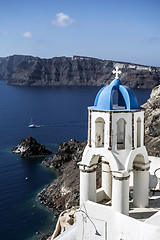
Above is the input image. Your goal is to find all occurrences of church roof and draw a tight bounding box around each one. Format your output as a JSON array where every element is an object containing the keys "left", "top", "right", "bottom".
[{"left": 90, "top": 68, "right": 140, "bottom": 111}]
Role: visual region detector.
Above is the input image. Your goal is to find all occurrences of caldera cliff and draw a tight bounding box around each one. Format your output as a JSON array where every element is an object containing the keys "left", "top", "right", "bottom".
[{"left": 0, "top": 55, "right": 160, "bottom": 88}]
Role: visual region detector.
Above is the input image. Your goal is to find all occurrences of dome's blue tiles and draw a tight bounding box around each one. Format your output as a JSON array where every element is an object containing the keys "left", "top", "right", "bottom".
[{"left": 91, "top": 78, "right": 139, "bottom": 111}]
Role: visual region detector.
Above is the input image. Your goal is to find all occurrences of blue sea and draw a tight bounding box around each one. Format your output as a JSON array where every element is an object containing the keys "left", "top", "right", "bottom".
[{"left": 0, "top": 80, "right": 151, "bottom": 240}]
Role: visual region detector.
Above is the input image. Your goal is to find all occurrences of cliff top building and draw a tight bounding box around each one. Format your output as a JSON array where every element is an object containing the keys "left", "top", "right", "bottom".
[{"left": 52, "top": 67, "right": 160, "bottom": 240}]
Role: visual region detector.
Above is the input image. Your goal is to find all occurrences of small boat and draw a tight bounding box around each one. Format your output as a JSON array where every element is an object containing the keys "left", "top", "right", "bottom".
[
  {"left": 29, "top": 118, "right": 37, "bottom": 128},
  {"left": 29, "top": 123, "right": 36, "bottom": 128}
]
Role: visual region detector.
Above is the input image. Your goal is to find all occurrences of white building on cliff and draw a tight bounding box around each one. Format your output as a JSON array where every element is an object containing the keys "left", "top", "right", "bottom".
[{"left": 53, "top": 67, "right": 160, "bottom": 240}]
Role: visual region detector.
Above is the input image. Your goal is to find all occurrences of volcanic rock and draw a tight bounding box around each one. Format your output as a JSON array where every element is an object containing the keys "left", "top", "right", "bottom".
[
  {"left": 143, "top": 85, "right": 160, "bottom": 157},
  {"left": 0, "top": 55, "right": 33, "bottom": 80},
  {"left": 38, "top": 139, "right": 87, "bottom": 211},
  {"left": 12, "top": 136, "right": 52, "bottom": 157}
]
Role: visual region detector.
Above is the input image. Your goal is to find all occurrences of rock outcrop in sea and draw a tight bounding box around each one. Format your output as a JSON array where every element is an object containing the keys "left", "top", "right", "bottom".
[
  {"left": 12, "top": 136, "right": 52, "bottom": 157},
  {"left": 0, "top": 55, "right": 160, "bottom": 88}
]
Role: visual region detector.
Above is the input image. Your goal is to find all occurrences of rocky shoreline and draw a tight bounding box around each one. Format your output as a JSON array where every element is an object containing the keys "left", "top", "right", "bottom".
[
  {"left": 37, "top": 139, "right": 86, "bottom": 240},
  {"left": 38, "top": 139, "right": 86, "bottom": 212}
]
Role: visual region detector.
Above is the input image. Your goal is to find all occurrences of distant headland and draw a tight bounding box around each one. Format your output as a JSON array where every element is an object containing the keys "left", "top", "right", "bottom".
[{"left": 0, "top": 55, "right": 160, "bottom": 88}]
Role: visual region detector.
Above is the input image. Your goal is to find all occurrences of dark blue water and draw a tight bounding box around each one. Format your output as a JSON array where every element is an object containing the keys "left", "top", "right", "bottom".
[{"left": 0, "top": 80, "right": 151, "bottom": 240}]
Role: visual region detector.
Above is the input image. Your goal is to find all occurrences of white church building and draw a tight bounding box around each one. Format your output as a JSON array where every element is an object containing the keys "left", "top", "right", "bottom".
[{"left": 53, "top": 67, "right": 160, "bottom": 240}]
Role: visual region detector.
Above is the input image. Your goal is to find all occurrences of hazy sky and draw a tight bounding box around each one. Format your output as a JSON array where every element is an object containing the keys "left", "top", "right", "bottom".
[{"left": 0, "top": 0, "right": 160, "bottom": 66}]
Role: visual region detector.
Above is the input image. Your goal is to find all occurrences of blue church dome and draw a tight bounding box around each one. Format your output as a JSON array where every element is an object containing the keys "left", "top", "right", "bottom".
[{"left": 91, "top": 77, "right": 139, "bottom": 111}]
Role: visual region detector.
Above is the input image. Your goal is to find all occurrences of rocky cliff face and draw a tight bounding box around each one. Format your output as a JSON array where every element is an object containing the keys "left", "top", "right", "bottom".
[
  {"left": 0, "top": 55, "right": 33, "bottom": 80},
  {"left": 38, "top": 139, "right": 87, "bottom": 211},
  {"left": 0, "top": 55, "right": 160, "bottom": 88},
  {"left": 143, "top": 85, "right": 160, "bottom": 156}
]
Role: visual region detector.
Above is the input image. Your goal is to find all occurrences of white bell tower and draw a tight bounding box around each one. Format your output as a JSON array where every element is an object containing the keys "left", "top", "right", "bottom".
[{"left": 78, "top": 66, "right": 150, "bottom": 219}]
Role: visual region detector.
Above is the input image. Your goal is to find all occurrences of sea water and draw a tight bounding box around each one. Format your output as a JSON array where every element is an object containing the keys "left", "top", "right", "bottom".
[{"left": 0, "top": 80, "right": 151, "bottom": 240}]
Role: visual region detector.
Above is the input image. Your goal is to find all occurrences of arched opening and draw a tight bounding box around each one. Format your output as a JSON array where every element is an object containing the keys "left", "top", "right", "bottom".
[
  {"left": 133, "top": 154, "right": 145, "bottom": 166},
  {"left": 132, "top": 154, "right": 149, "bottom": 208},
  {"left": 129, "top": 154, "right": 146, "bottom": 203},
  {"left": 96, "top": 158, "right": 102, "bottom": 191},
  {"left": 137, "top": 117, "right": 141, "bottom": 148},
  {"left": 96, "top": 157, "right": 112, "bottom": 203},
  {"left": 112, "top": 89, "right": 126, "bottom": 110},
  {"left": 95, "top": 117, "right": 105, "bottom": 148},
  {"left": 112, "top": 90, "right": 118, "bottom": 106},
  {"left": 117, "top": 118, "right": 126, "bottom": 150}
]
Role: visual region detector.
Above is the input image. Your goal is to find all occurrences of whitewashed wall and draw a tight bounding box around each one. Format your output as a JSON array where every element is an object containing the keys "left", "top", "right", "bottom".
[{"left": 76, "top": 201, "right": 160, "bottom": 240}]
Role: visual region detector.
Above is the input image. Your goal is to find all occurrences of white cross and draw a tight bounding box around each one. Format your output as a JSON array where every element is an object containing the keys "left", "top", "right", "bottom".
[{"left": 112, "top": 66, "right": 122, "bottom": 79}]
